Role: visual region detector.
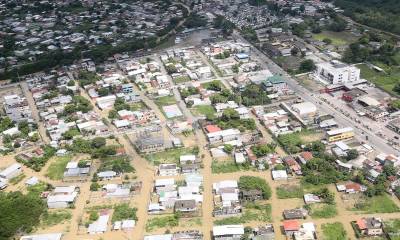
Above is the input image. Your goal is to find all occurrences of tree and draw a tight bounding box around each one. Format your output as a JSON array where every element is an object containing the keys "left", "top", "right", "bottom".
[
  {"left": 394, "top": 83, "right": 400, "bottom": 94},
  {"left": 90, "top": 182, "right": 100, "bottom": 191},
  {"left": 206, "top": 80, "right": 223, "bottom": 91},
  {"left": 251, "top": 144, "right": 275, "bottom": 157},
  {"left": 323, "top": 38, "right": 332, "bottom": 44},
  {"left": 299, "top": 59, "right": 316, "bottom": 73},
  {"left": 165, "top": 64, "right": 177, "bottom": 74},
  {"left": 238, "top": 176, "right": 272, "bottom": 199},
  {"left": 97, "top": 87, "right": 110, "bottom": 97},
  {"left": 389, "top": 99, "right": 400, "bottom": 110},
  {"left": 223, "top": 144, "right": 234, "bottom": 154},
  {"left": 0, "top": 191, "right": 46, "bottom": 239},
  {"left": 346, "top": 149, "right": 359, "bottom": 160},
  {"left": 0, "top": 117, "right": 14, "bottom": 133},
  {"left": 91, "top": 137, "right": 106, "bottom": 148},
  {"left": 221, "top": 108, "right": 240, "bottom": 121}
]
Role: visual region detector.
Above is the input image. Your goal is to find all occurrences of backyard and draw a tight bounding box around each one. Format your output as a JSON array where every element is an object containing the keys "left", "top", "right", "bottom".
[
  {"left": 321, "top": 222, "right": 347, "bottom": 240},
  {"left": 352, "top": 194, "right": 400, "bottom": 213},
  {"left": 191, "top": 105, "right": 216, "bottom": 117},
  {"left": 45, "top": 156, "right": 72, "bottom": 180}
]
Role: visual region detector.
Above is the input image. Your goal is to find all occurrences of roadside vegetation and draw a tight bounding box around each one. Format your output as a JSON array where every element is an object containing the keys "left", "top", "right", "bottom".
[{"left": 321, "top": 222, "right": 347, "bottom": 240}]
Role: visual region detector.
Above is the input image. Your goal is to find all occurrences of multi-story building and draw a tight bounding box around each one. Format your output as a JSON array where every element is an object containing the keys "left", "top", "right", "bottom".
[{"left": 315, "top": 61, "right": 360, "bottom": 85}]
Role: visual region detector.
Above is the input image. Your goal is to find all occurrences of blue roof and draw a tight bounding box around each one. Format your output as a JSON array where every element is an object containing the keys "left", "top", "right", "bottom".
[{"left": 236, "top": 53, "right": 249, "bottom": 59}]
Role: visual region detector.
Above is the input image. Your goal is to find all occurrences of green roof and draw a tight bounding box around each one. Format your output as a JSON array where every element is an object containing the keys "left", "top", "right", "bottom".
[{"left": 266, "top": 75, "right": 285, "bottom": 84}]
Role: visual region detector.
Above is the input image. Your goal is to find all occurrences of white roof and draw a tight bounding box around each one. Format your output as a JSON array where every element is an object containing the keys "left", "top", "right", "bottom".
[
  {"left": 155, "top": 178, "right": 175, "bottom": 187},
  {"left": 302, "top": 222, "right": 316, "bottom": 232},
  {"left": 180, "top": 155, "right": 196, "bottom": 162},
  {"left": 47, "top": 192, "right": 77, "bottom": 203},
  {"left": 25, "top": 177, "right": 39, "bottom": 186},
  {"left": 88, "top": 215, "right": 109, "bottom": 234},
  {"left": 53, "top": 186, "right": 76, "bottom": 194},
  {"left": 335, "top": 141, "right": 350, "bottom": 151},
  {"left": 0, "top": 163, "right": 22, "bottom": 177},
  {"left": 292, "top": 102, "right": 317, "bottom": 115},
  {"left": 66, "top": 161, "right": 78, "bottom": 169},
  {"left": 234, "top": 152, "right": 246, "bottom": 163},
  {"left": 358, "top": 96, "right": 380, "bottom": 106},
  {"left": 221, "top": 192, "right": 239, "bottom": 202},
  {"left": 121, "top": 220, "right": 135, "bottom": 229},
  {"left": 207, "top": 128, "right": 240, "bottom": 138},
  {"left": 114, "top": 119, "right": 131, "bottom": 128},
  {"left": 213, "top": 180, "right": 238, "bottom": 191},
  {"left": 98, "top": 171, "right": 117, "bottom": 178},
  {"left": 272, "top": 170, "right": 288, "bottom": 179},
  {"left": 144, "top": 234, "right": 173, "bottom": 240},
  {"left": 213, "top": 225, "right": 244, "bottom": 236},
  {"left": 2, "top": 127, "right": 20, "bottom": 136},
  {"left": 20, "top": 233, "right": 63, "bottom": 240},
  {"left": 327, "top": 127, "right": 353, "bottom": 136}
]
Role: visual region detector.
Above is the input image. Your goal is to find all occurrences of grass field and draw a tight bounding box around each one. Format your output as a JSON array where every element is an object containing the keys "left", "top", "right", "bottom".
[
  {"left": 191, "top": 105, "right": 216, "bottom": 117},
  {"left": 173, "top": 76, "right": 191, "bottom": 84},
  {"left": 154, "top": 95, "right": 177, "bottom": 107},
  {"left": 9, "top": 173, "right": 26, "bottom": 185},
  {"left": 353, "top": 194, "right": 400, "bottom": 213},
  {"left": 313, "top": 31, "right": 357, "bottom": 46},
  {"left": 385, "top": 219, "right": 400, "bottom": 240},
  {"left": 309, "top": 204, "right": 337, "bottom": 219},
  {"left": 130, "top": 101, "right": 147, "bottom": 111},
  {"left": 322, "top": 222, "right": 347, "bottom": 240},
  {"left": 40, "top": 210, "right": 72, "bottom": 227},
  {"left": 358, "top": 63, "right": 400, "bottom": 96},
  {"left": 145, "top": 147, "right": 198, "bottom": 165},
  {"left": 213, "top": 204, "right": 271, "bottom": 225},
  {"left": 46, "top": 156, "right": 72, "bottom": 180},
  {"left": 276, "top": 185, "right": 304, "bottom": 199}
]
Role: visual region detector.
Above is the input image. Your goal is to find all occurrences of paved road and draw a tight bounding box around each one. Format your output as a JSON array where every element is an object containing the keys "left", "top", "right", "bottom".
[{"left": 232, "top": 31, "right": 396, "bottom": 154}]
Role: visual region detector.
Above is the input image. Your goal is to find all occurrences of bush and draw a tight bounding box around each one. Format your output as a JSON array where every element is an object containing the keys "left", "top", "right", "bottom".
[
  {"left": 238, "top": 176, "right": 271, "bottom": 199},
  {"left": 90, "top": 182, "right": 100, "bottom": 191},
  {"left": 112, "top": 204, "right": 138, "bottom": 222}
]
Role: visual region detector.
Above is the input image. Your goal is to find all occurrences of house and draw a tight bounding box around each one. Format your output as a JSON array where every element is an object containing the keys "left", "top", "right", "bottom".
[
  {"left": 303, "top": 194, "right": 321, "bottom": 204},
  {"left": 283, "top": 208, "right": 307, "bottom": 220},
  {"left": 0, "top": 163, "right": 22, "bottom": 179},
  {"left": 294, "top": 222, "right": 316, "bottom": 240},
  {"left": 135, "top": 136, "right": 165, "bottom": 153},
  {"left": 283, "top": 156, "right": 302, "bottom": 175},
  {"left": 88, "top": 214, "right": 109, "bottom": 234},
  {"left": 174, "top": 199, "right": 197, "bottom": 214},
  {"left": 180, "top": 155, "right": 197, "bottom": 164},
  {"left": 159, "top": 164, "right": 179, "bottom": 176},
  {"left": 271, "top": 170, "right": 288, "bottom": 180},
  {"left": 20, "top": 233, "right": 63, "bottom": 240},
  {"left": 283, "top": 220, "right": 300, "bottom": 236},
  {"left": 251, "top": 224, "right": 275, "bottom": 240},
  {"left": 336, "top": 181, "right": 366, "bottom": 194},
  {"left": 355, "top": 217, "right": 383, "bottom": 236},
  {"left": 47, "top": 186, "right": 79, "bottom": 209},
  {"left": 207, "top": 128, "right": 241, "bottom": 144},
  {"left": 97, "top": 171, "right": 118, "bottom": 180},
  {"left": 213, "top": 225, "right": 244, "bottom": 240},
  {"left": 261, "top": 75, "right": 288, "bottom": 93},
  {"left": 181, "top": 164, "right": 200, "bottom": 174},
  {"left": 103, "top": 184, "right": 131, "bottom": 198},
  {"left": 297, "top": 152, "right": 313, "bottom": 165},
  {"left": 63, "top": 161, "right": 90, "bottom": 178},
  {"left": 144, "top": 234, "right": 172, "bottom": 240},
  {"left": 240, "top": 189, "right": 263, "bottom": 201}
]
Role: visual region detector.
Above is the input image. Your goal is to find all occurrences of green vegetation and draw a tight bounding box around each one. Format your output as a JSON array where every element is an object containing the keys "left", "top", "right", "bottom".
[
  {"left": 78, "top": 71, "right": 101, "bottom": 87},
  {"left": 213, "top": 16, "right": 235, "bottom": 36},
  {"left": 298, "top": 59, "right": 316, "bottom": 74},
  {"left": 9, "top": 173, "right": 26, "bottom": 185},
  {"left": 313, "top": 31, "right": 357, "bottom": 46},
  {"left": 27, "top": 182, "right": 52, "bottom": 196},
  {"left": 173, "top": 76, "right": 191, "bottom": 84},
  {"left": 302, "top": 157, "right": 351, "bottom": 185},
  {"left": 0, "top": 117, "right": 14, "bottom": 133},
  {"left": 0, "top": 191, "right": 47, "bottom": 239},
  {"left": 309, "top": 204, "right": 337, "bottom": 219},
  {"left": 16, "top": 145, "right": 56, "bottom": 171},
  {"left": 353, "top": 194, "right": 400, "bottom": 213},
  {"left": 145, "top": 147, "right": 199, "bottom": 165},
  {"left": 40, "top": 210, "right": 72, "bottom": 227},
  {"left": 99, "top": 155, "right": 134, "bottom": 174},
  {"left": 276, "top": 185, "right": 304, "bottom": 199},
  {"left": 211, "top": 161, "right": 263, "bottom": 174},
  {"left": 111, "top": 204, "right": 138, "bottom": 223},
  {"left": 277, "top": 132, "right": 303, "bottom": 153},
  {"left": 191, "top": 105, "right": 216, "bottom": 117},
  {"left": 145, "top": 214, "right": 180, "bottom": 232},
  {"left": 46, "top": 155, "right": 72, "bottom": 180},
  {"left": 202, "top": 80, "right": 225, "bottom": 91},
  {"left": 335, "top": 0, "right": 400, "bottom": 35},
  {"left": 154, "top": 95, "right": 176, "bottom": 107},
  {"left": 238, "top": 176, "right": 272, "bottom": 199},
  {"left": 357, "top": 64, "right": 400, "bottom": 96},
  {"left": 214, "top": 204, "right": 271, "bottom": 225},
  {"left": 61, "top": 96, "right": 93, "bottom": 115},
  {"left": 213, "top": 108, "right": 256, "bottom": 131},
  {"left": 384, "top": 219, "right": 400, "bottom": 240},
  {"left": 321, "top": 222, "right": 347, "bottom": 240},
  {"left": 250, "top": 143, "right": 276, "bottom": 157}
]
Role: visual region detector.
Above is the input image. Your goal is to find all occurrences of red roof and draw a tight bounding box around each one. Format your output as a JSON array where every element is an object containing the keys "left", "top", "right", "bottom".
[
  {"left": 205, "top": 125, "right": 221, "bottom": 133},
  {"left": 300, "top": 151, "right": 313, "bottom": 161},
  {"left": 356, "top": 219, "right": 367, "bottom": 230},
  {"left": 345, "top": 183, "right": 361, "bottom": 192},
  {"left": 283, "top": 220, "right": 300, "bottom": 231}
]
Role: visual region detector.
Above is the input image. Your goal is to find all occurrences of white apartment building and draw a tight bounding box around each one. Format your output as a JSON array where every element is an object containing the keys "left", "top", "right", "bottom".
[{"left": 315, "top": 61, "right": 360, "bottom": 85}]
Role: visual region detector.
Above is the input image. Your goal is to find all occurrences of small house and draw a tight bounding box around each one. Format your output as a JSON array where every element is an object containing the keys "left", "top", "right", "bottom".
[
  {"left": 355, "top": 217, "right": 383, "bottom": 236},
  {"left": 174, "top": 199, "right": 197, "bottom": 214},
  {"left": 213, "top": 225, "right": 244, "bottom": 240},
  {"left": 158, "top": 164, "right": 179, "bottom": 176},
  {"left": 283, "top": 220, "right": 300, "bottom": 236},
  {"left": 0, "top": 163, "right": 22, "bottom": 179},
  {"left": 283, "top": 208, "right": 307, "bottom": 220}
]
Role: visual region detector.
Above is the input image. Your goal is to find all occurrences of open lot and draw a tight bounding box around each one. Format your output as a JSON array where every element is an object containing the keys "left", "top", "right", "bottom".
[
  {"left": 358, "top": 63, "right": 400, "bottom": 96},
  {"left": 312, "top": 31, "right": 358, "bottom": 46}
]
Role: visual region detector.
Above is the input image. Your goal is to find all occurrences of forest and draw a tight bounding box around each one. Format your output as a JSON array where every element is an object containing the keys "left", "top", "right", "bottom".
[{"left": 335, "top": 0, "right": 400, "bottom": 35}]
